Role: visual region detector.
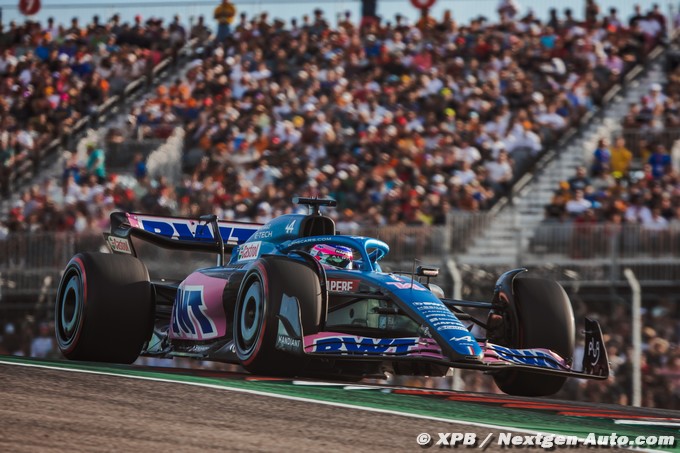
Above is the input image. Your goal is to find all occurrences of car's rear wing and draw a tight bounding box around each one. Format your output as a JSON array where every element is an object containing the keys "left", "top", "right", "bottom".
[{"left": 104, "top": 211, "right": 262, "bottom": 257}]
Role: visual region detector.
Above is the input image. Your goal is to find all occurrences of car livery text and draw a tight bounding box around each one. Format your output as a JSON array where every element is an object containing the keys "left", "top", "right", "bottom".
[
  {"left": 310, "top": 335, "right": 421, "bottom": 354},
  {"left": 129, "top": 214, "right": 260, "bottom": 246},
  {"left": 171, "top": 285, "right": 218, "bottom": 340},
  {"left": 486, "top": 343, "right": 566, "bottom": 370}
]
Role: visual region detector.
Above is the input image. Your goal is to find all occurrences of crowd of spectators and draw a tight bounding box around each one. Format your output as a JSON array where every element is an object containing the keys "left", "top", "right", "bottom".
[
  {"left": 0, "top": 13, "right": 189, "bottom": 197},
  {"left": 4, "top": 2, "right": 663, "bottom": 234},
  {"left": 0, "top": 316, "right": 58, "bottom": 359},
  {"left": 541, "top": 32, "right": 680, "bottom": 259},
  {"left": 567, "top": 295, "right": 680, "bottom": 409},
  {"left": 0, "top": 2, "right": 677, "bottom": 409}
]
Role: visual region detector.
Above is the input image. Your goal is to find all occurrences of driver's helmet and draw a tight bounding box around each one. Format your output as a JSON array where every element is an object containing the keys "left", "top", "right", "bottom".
[{"left": 310, "top": 244, "right": 353, "bottom": 269}]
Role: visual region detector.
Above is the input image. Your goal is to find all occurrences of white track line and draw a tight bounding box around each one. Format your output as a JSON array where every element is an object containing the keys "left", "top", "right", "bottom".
[
  {"left": 614, "top": 420, "right": 680, "bottom": 427},
  {"left": 0, "top": 359, "right": 663, "bottom": 451}
]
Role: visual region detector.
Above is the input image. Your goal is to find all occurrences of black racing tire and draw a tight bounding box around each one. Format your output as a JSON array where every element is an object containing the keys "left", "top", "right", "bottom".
[
  {"left": 55, "top": 252, "right": 154, "bottom": 364},
  {"left": 491, "top": 277, "right": 575, "bottom": 397},
  {"left": 233, "top": 256, "right": 322, "bottom": 375}
]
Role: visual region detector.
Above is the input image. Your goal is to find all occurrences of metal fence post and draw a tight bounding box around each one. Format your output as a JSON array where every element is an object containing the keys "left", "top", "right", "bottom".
[
  {"left": 609, "top": 223, "right": 620, "bottom": 284},
  {"left": 623, "top": 268, "right": 642, "bottom": 407}
]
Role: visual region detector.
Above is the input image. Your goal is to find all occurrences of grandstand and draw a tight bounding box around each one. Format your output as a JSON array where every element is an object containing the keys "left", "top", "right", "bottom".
[{"left": 0, "top": 1, "right": 679, "bottom": 409}]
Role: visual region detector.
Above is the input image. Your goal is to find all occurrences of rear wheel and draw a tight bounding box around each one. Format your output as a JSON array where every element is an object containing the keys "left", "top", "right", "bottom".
[
  {"left": 233, "top": 256, "right": 322, "bottom": 375},
  {"left": 489, "top": 277, "right": 574, "bottom": 396},
  {"left": 55, "top": 252, "right": 154, "bottom": 363}
]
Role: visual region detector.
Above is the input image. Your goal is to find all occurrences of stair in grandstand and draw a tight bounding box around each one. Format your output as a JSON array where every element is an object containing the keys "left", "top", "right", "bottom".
[
  {"left": 458, "top": 57, "right": 667, "bottom": 266},
  {"left": 0, "top": 43, "right": 197, "bottom": 216}
]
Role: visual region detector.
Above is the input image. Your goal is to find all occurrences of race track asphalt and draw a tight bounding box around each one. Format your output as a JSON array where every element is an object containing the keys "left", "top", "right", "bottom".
[{"left": 0, "top": 363, "right": 518, "bottom": 452}]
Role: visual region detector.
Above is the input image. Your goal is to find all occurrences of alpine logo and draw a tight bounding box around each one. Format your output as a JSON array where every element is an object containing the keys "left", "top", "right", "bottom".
[
  {"left": 238, "top": 241, "right": 261, "bottom": 261},
  {"left": 313, "top": 336, "right": 418, "bottom": 354},
  {"left": 328, "top": 279, "right": 358, "bottom": 292},
  {"left": 171, "top": 285, "right": 218, "bottom": 339},
  {"left": 107, "top": 236, "right": 132, "bottom": 254}
]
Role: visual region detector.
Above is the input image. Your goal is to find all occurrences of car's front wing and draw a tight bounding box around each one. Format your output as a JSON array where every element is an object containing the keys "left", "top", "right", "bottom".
[{"left": 298, "top": 318, "right": 609, "bottom": 381}]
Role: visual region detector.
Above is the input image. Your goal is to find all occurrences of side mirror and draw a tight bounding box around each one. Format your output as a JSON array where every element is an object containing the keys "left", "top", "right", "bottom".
[{"left": 416, "top": 266, "right": 439, "bottom": 278}]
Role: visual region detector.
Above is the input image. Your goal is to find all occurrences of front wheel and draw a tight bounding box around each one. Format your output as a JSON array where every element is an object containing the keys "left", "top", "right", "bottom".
[
  {"left": 233, "top": 256, "right": 322, "bottom": 375},
  {"left": 55, "top": 252, "right": 154, "bottom": 363},
  {"left": 489, "top": 277, "right": 575, "bottom": 396}
]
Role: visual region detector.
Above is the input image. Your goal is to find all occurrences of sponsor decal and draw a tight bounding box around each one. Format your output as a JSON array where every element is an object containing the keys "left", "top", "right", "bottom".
[
  {"left": 131, "top": 215, "right": 259, "bottom": 245},
  {"left": 171, "top": 285, "right": 218, "bottom": 340},
  {"left": 252, "top": 230, "right": 273, "bottom": 240},
  {"left": 386, "top": 281, "right": 427, "bottom": 291},
  {"left": 276, "top": 335, "right": 301, "bottom": 352},
  {"left": 328, "top": 279, "right": 358, "bottom": 292},
  {"left": 412, "top": 301, "right": 470, "bottom": 332},
  {"left": 409, "top": 299, "right": 480, "bottom": 357},
  {"left": 107, "top": 236, "right": 132, "bottom": 254},
  {"left": 238, "top": 241, "right": 261, "bottom": 261},
  {"left": 312, "top": 336, "right": 418, "bottom": 354},
  {"left": 588, "top": 337, "right": 601, "bottom": 366},
  {"left": 290, "top": 236, "right": 333, "bottom": 246},
  {"left": 451, "top": 336, "right": 476, "bottom": 344},
  {"left": 487, "top": 343, "right": 563, "bottom": 370}
]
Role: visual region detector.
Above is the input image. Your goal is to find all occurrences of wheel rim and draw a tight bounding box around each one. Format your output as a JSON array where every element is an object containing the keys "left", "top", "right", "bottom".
[
  {"left": 237, "top": 280, "right": 263, "bottom": 354},
  {"left": 57, "top": 268, "right": 83, "bottom": 349}
]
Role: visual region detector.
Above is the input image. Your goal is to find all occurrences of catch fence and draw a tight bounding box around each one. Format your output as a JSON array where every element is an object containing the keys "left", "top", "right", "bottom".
[{"left": 4, "top": 217, "right": 680, "bottom": 303}]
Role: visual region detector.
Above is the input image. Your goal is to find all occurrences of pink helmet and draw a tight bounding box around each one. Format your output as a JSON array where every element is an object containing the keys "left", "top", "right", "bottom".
[{"left": 310, "top": 244, "right": 353, "bottom": 269}]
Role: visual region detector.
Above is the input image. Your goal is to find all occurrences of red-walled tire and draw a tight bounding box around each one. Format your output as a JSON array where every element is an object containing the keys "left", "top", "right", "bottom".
[
  {"left": 55, "top": 252, "right": 154, "bottom": 363},
  {"left": 490, "top": 278, "right": 575, "bottom": 396},
  {"left": 233, "top": 256, "right": 322, "bottom": 375}
]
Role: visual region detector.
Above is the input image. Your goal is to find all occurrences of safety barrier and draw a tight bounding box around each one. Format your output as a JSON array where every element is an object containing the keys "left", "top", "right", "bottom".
[{"left": 4, "top": 216, "right": 680, "bottom": 300}]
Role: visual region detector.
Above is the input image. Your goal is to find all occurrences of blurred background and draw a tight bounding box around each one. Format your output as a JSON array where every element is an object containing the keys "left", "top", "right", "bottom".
[{"left": 0, "top": 0, "right": 678, "bottom": 408}]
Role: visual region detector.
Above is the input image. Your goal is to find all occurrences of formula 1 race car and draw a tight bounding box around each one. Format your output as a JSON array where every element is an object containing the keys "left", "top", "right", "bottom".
[{"left": 55, "top": 198, "right": 609, "bottom": 396}]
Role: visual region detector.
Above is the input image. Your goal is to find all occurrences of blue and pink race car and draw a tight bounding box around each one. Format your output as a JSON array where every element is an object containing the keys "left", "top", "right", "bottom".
[{"left": 55, "top": 198, "right": 609, "bottom": 396}]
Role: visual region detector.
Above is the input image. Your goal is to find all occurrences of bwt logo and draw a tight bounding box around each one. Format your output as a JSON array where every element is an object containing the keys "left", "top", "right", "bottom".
[
  {"left": 171, "top": 285, "right": 218, "bottom": 340},
  {"left": 489, "top": 344, "right": 562, "bottom": 370},
  {"left": 140, "top": 219, "right": 257, "bottom": 245},
  {"left": 328, "top": 279, "right": 358, "bottom": 292},
  {"left": 313, "top": 336, "right": 417, "bottom": 354}
]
